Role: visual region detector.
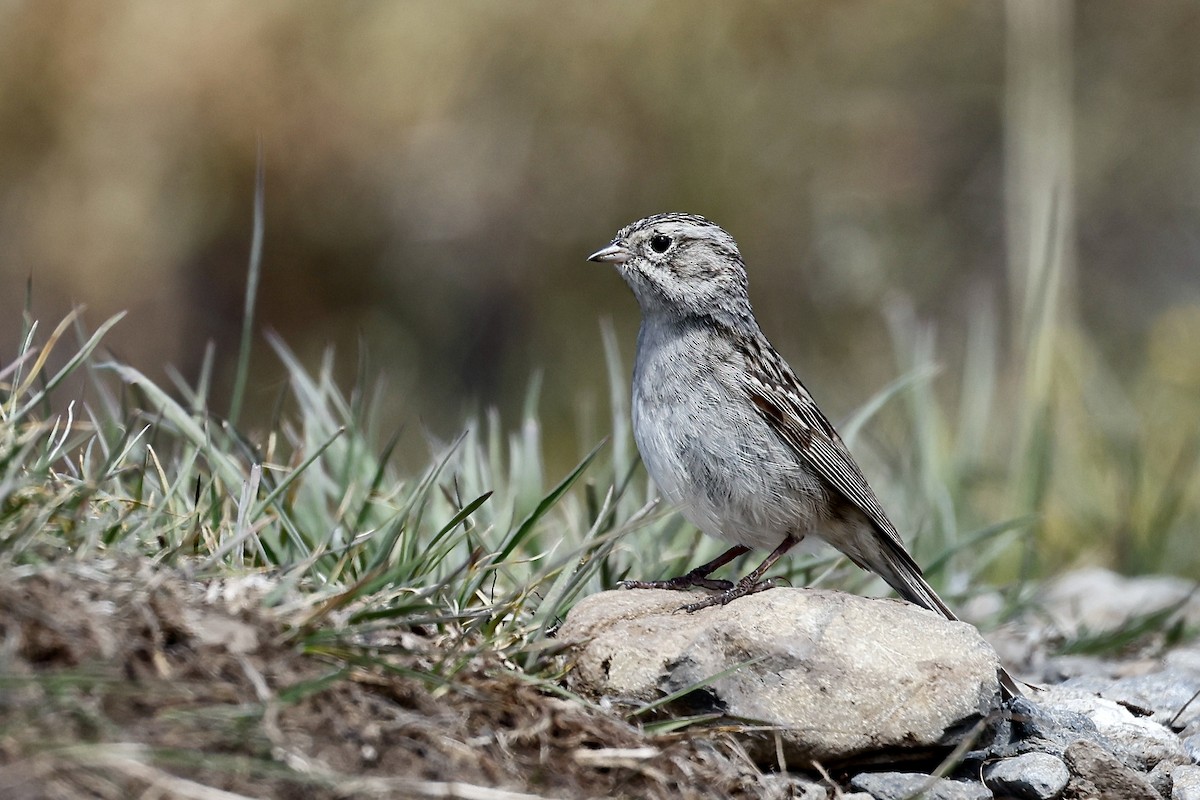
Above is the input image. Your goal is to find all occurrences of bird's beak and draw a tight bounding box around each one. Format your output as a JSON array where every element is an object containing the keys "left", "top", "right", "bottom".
[{"left": 587, "top": 241, "right": 631, "bottom": 264}]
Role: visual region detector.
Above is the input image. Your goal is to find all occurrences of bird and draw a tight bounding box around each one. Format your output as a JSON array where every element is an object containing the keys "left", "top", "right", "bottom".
[{"left": 588, "top": 212, "right": 1020, "bottom": 699}]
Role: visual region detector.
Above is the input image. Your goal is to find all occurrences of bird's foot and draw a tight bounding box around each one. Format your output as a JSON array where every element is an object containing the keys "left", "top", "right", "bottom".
[
  {"left": 678, "top": 577, "right": 776, "bottom": 613},
  {"left": 617, "top": 573, "right": 734, "bottom": 592}
]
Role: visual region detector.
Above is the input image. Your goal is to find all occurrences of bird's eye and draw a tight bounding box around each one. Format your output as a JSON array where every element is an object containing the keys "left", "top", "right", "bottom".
[{"left": 649, "top": 234, "right": 672, "bottom": 254}]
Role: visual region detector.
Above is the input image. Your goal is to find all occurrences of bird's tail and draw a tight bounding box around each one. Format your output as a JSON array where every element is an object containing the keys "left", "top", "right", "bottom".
[{"left": 867, "top": 536, "right": 1022, "bottom": 700}]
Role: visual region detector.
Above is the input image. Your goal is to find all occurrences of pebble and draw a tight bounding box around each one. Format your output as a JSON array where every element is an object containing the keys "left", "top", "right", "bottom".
[
  {"left": 1062, "top": 739, "right": 1161, "bottom": 800},
  {"left": 984, "top": 752, "right": 1070, "bottom": 800},
  {"left": 1174, "top": 765, "right": 1200, "bottom": 800},
  {"left": 849, "top": 772, "right": 991, "bottom": 800}
]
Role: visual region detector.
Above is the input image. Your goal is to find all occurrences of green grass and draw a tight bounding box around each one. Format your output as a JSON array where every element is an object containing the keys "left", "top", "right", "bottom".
[
  {"left": 4, "top": 292, "right": 1196, "bottom": 669},
  {"left": 0, "top": 308, "right": 664, "bottom": 680},
  {"left": 5, "top": 296, "right": 1200, "bottom": 591}
]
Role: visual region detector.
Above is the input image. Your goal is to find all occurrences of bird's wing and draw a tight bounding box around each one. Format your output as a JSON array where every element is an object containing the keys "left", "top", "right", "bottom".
[
  {"left": 733, "top": 331, "right": 991, "bottom": 637},
  {"left": 736, "top": 333, "right": 906, "bottom": 550}
]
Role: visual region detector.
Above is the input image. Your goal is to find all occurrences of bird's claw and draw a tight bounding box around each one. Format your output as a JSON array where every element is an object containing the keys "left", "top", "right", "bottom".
[{"left": 676, "top": 578, "right": 776, "bottom": 613}]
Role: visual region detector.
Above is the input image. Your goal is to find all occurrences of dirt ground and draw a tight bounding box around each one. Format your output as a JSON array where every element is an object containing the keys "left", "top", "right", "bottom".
[{"left": 0, "top": 558, "right": 803, "bottom": 800}]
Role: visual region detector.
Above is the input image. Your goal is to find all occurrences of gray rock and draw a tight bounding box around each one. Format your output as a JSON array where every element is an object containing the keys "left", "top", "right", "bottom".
[
  {"left": 1062, "top": 668, "right": 1200, "bottom": 730},
  {"left": 1183, "top": 732, "right": 1200, "bottom": 762},
  {"left": 1032, "top": 686, "right": 1189, "bottom": 771},
  {"left": 983, "top": 752, "right": 1070, "bottom": 799},
  {"left": 986, "top": 693, "right": 1110, "bottom": 762},
  {"left": 1062, "top": 739, "right": 1160, "bottom": 800},
  {"left": 1150, "top": 758, "right": 1177, "bottom": 798},
  {"left": 560, "top": 588, "right": 1005, "bottom": 764},
  {"left": 1175, "top": 765, "right": 1200, "bottom": 800},
  {"left": 849, "top": 772, "right": 990, "bottom": 800},
  {"left": 1165, "top": 646, "right": 1200, "bottom": 677}
]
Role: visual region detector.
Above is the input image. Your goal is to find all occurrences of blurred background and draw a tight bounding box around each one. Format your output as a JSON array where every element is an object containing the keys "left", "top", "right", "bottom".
[{"left": 2, "top": 1, "right": 1199, "bottom": 574}]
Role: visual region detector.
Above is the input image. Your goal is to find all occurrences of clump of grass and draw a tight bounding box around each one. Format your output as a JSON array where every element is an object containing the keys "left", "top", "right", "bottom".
[
  {"left": 5, "top": 291, "right": 1199, "bottom": 677},
  {"left": 0, "top": 303, "right": 681, "bottom": 682}
]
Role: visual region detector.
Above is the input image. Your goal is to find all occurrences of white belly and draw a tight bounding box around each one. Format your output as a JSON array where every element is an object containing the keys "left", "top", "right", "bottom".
[{"left": 631, "top": 320, "right": 826, "bottom": 552}]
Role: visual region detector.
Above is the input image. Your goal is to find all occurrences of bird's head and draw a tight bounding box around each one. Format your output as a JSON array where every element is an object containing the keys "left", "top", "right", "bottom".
[{"left": 588, "top": 213, "right": 752, "bottom": 322}]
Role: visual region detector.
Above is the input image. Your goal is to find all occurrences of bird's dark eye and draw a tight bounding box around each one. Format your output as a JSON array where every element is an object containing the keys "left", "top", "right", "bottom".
[{"left": 649, "top": 234, "right": 672, "bottom": 254}]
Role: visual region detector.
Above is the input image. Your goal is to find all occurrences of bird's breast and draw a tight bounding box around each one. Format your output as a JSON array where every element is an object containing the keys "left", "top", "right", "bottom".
[{"left": 630, "top": 319, "right": 824, "bottom": 548}]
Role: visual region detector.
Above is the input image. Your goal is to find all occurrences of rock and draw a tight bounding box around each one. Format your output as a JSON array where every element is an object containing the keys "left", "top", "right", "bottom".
[
  {"left": 1032, "top": 686, "right": 1190, "bottom": 771},
  {"left": 1062, "top": 668, "right": 1200, "bottom": 730},
  {"left": 984, "top": 752, "right": 1070, "bottom": 799},
  {"left": 1149, "top": 759, "right": 1176, "bottom": 798},
  {"left": 849, "top": 772, "right": 990, "bottom": 800},
  {"left": 559, "top": 588, "right": 1005, "bottom": 765},
  {"left": 987, "top": 693, "right": 1109, "bottom": 763},
  {"left": 1062, "top": 740, "right": 1160, "bottom": 800},
  {"left": 1182, "top": 732, "right": 1200, "bottom": 762},
  {"left": 1165, "top": 646, "right": 1200, "bottom": 677},
  {"left": 1174, "top": 765, "right": 1200, "bottom": 800}
]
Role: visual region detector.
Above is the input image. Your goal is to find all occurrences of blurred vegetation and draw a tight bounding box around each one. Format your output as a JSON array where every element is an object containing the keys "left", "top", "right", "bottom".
[{"left": 1, "top": 1, "right": 1199, "bottom": 577}]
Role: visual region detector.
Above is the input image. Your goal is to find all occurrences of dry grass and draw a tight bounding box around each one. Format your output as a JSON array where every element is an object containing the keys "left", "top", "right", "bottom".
[{"left": 0, "top": 558, "right": 810, "bottom": 800}]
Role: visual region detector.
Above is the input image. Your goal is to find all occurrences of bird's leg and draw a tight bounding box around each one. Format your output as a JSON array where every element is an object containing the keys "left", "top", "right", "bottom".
[
  {"left": 680, "top": 535, "right": 800, "bottom": 613},
  {"left": 618, "top": 545, "right": 750, "bottom": 592}
]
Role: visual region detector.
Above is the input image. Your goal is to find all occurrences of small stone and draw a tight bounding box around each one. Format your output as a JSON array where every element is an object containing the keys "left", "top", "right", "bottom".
[
  {"left": 1165, "top": 646, "right": 1200, "bottom": 677},
  {"left": 1149, "top": 759, "right": 1176, "bottom": 798},
  {"left": 1063, "top": 739, "right": 1160, "bottom": 800},
  {"left": 984, "top": 752, "right": 1070, "bottom": 799},
  {"left": 1182, "top": 732, "right": 1200, "bottom": 762},
  {"left": 849, "top": 772, "right": 990, "bottom": 800},
  {"left": 1175, "top": 765, "right": 1200, "bottom": 800}
]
